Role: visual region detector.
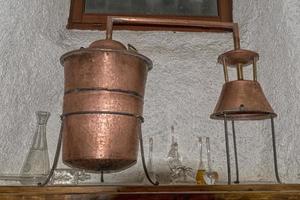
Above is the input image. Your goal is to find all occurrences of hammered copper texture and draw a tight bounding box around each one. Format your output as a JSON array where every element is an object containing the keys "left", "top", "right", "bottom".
[
  {"left": 61, "top": 44, "right": 151, "bottom": 172},
  {"left": 211, "top": 80, "right": 276, "bottom": 120},
  {"left": 62, "top": 114, "right": 140, "bottom": 172},
  {"left": 62, "top": 51, "right": 150, "bottom": 97},
  {"left": 63, "top": 90, "right": 144, "bottom": 116}
]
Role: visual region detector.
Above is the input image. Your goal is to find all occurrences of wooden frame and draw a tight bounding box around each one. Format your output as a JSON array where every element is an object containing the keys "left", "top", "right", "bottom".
[{"left": 67, "top": 0, "right": 232, "bottom": 32}]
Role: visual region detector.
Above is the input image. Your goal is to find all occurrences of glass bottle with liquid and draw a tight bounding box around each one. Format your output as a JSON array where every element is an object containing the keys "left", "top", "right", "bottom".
[
  {"left": 195, "top": 137, "right": 206, "bottom": 185},
  {"left": 19, "top": 111, "right": 50, "bottom": 185},
  {"left": 204, "top": 137, "right": 219, "bottom": 185}
]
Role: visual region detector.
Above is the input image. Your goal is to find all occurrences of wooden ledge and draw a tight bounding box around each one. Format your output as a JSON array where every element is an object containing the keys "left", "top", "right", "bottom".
[{"left": 0, "top": 184, "right": 300, "bottom": 199}]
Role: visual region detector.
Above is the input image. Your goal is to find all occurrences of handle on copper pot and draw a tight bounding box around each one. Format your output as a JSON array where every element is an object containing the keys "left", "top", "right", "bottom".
[{"left": 105, "top": 16, "right": 241, "bottom": 50}]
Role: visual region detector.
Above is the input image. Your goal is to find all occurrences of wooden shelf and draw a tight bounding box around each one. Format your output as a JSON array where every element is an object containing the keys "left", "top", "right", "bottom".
[{"left": 0, "top": 184, "right": 300, "bottom": 199}]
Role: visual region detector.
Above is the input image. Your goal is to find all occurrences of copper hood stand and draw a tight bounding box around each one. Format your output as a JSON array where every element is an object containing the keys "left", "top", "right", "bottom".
[
  {"left": 211, "top": 48, "right": 281, "bottom": 184},
  {"left": 222, "top": 114, "right": 280, "bottom": 185},
  {"left": 37, "top": 17, "right": 281, "bottom": 186}
]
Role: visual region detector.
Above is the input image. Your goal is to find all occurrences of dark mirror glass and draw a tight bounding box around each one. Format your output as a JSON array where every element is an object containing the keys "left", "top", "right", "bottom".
[{"left": 85, "top": 0, "right": 218, "bottom": 17}]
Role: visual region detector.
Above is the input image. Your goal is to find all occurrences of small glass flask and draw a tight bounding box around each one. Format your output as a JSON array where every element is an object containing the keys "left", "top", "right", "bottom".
[
  {"left": 204, "top": 137, "right": 219, "bottom": 185},
  {"left": 49, "top": 169, "right": 91, "bottom": 185},
  {"left": 19, "top": 111, "right": 50, "bottom": 185},
  {"left": 195, "top": 137, "right": 206, "bottom": 185},
  {"left": 143, "top": 137, "right": 158, "bottom": 184},
  {"left": 167, "top": 125, "right": 186, "bottom": 183},
  {"left": 167, "top": 126, "right": 182, "bottom": 172}
]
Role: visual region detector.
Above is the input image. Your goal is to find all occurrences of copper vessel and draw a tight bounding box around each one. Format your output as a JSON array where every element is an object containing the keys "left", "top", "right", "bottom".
[
  {"left": 62, "top": 114, "right": 141, "bottom": 172},
  {"left": 210, "top": 80, "right": 276, "bottom": 120},
  {"left": 61, "top": 37, "right": 152, "bottom": 172},
  {"left": 211, "top": 49, "right": 277, "bottom": 120},
  {"left": 62, "top": 41, "right": 151, "bottom": 97}
]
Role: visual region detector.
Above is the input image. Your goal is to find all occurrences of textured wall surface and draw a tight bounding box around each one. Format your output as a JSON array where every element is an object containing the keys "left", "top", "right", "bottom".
[{"left": 0, "top": 0, "right": 299, "bottom": 184}]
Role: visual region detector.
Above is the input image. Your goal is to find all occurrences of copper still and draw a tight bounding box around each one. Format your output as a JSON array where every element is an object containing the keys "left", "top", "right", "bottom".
[
  {"left": 34, "top": 16, "right": 281, "bottom": 187},
  {"left": 59, "top": 17, "right": 241, "bottom": 173},
  {"left": 60, "top": 32, "right": 152, "bottom": 172}
]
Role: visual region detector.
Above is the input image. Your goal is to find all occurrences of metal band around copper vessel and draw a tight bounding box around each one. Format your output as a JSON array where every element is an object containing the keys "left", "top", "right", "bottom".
[{"left": 63, "top": 90, "right": 144, "bottom": 117}]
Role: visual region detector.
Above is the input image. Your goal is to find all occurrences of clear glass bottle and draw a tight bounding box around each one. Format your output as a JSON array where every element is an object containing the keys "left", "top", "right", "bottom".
[
  {"left": 143, "top": 137, "right": 158, "bottom": 184},
  {"left": 19, "top": 111, "right": 50, "bottom": 185},
  {"left": 204, "top": 137, "right": 219, "bottom": 185},
  {"left": 49, "top": 168, "right": 91, "bottom": 185},
  {"left": 196, "top": 137, "right": 206, "bottom": 185},
  {"left": 167, "top": 125, "right": 185, "bottom": 183},
  {"left": 167, "top": 126, "right": 182, "bottom": 171}
]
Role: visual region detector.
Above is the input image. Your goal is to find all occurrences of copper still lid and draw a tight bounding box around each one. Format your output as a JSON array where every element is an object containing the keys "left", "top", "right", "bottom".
[
  {"left": 218, "top": 49, "right": 259, "bottom": 67},
  {"left": 89, "top": 39, "right": 127, "bottom": 50},
  {"left": 60, "top": 39, "right": 153, "bottom": 71}
]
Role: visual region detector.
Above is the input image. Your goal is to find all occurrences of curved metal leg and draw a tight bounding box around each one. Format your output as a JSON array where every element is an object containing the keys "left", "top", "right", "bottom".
[
  {"left": 138, "top": 125, "right": 159, "bottom": 186},
  {"left": 232, "top": 120, "right": 240, "bottom": 184},
  {"left": 38, "top": 116, "right": 64, "bottom": 186},
  {"left": 223, "top": 114, "right": 231, "bottom": 184},
  {"left": 270, "top": 117, "right": 282, "bottom": 184}
]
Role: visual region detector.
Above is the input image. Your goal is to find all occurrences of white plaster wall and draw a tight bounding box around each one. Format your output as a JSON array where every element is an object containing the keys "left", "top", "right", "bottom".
[{"left": 0, "top": 0, "right": 299, "bottom": 184}]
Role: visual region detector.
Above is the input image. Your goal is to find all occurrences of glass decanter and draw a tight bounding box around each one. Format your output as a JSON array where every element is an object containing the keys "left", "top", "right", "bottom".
[
  {"left": 19, "top": 111, "right": 50, "bottom": 185},
  {"left": 166, "top": 126, "right": 195, "bottom": 184},
  {"left": 142, "top": 137, "right": 158, "bottom": 184},
  {"left": 167, "top": 126, "right": 182, "bottom": 172},
  {"left": 49, "top": 169, "right": 91, "bottom": 185},
  {"left": 195, "top": 137, "right": 206, "bottom": 185},
  {"left": 204, "top": 137, "right": 219, "bottom": 185}
]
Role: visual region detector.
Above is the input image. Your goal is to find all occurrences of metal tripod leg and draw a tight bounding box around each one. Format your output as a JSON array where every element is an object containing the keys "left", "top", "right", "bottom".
[
  {"left": 232, "top": 120, "right": 240, "bottom": 184},
  {"left": 100, "top": 171, "right": 104, "bottom": 183},
  {"left": 223, "top": 114, "right": 231, "bottom": 184},
  {"left": 138, "top": 124, "right": 159, "bottom": 186},
  {"left": 270, "top": 117, "right": 282, "bottom": 184}
]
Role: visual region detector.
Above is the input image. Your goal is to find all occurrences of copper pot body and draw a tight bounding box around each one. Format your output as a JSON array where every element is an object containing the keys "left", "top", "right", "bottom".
[
  {"left": 61, "top": 48, "right": 152, "bottom": 172},
  {"left": 62, "top": 114, "right": 141, "bottom": 172},
  {"left": 211, "top": 80, "right": 276, "bottom": 120}
]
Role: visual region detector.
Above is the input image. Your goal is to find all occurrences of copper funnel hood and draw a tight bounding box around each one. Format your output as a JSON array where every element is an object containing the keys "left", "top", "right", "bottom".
[{"left": 211, "top": 49, "right": 277, "bottom": 120}]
